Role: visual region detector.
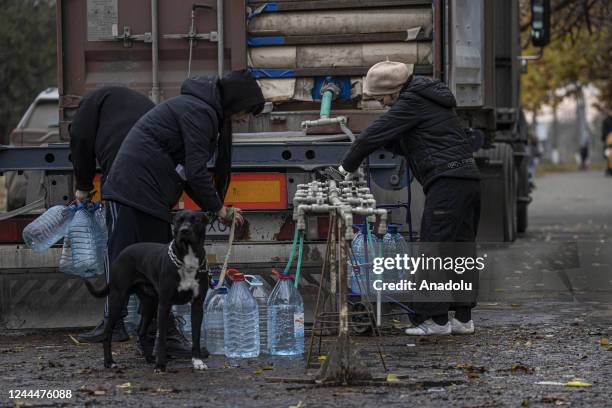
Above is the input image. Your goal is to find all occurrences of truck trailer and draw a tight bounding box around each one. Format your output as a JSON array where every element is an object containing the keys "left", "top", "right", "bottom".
[{"left": 0, "top": 0, "right": 546, "bottom": 329}]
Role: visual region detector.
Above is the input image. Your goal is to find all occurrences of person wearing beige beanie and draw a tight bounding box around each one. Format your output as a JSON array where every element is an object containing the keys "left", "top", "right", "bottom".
[{"left": 339, "top": 60, "right": 481, "bottom": 336}]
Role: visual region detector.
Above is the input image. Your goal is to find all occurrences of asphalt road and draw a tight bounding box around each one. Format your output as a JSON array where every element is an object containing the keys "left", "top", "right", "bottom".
[{"left": 1, "top": 171, "right": 611, "bottom": 408}]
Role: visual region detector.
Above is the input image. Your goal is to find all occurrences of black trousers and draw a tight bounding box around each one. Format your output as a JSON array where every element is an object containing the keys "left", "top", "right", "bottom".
[
  {"left": 103, "top": 201, "right": 172, "bottom": 318},
  {"left": 409, "top": 177, "right": 481, "bottom": 324}
]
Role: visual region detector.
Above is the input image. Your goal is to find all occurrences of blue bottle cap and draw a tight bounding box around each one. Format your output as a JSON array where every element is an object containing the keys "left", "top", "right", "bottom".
[{"left": 387, "top": 223, "right": 402, "bottom": 234}]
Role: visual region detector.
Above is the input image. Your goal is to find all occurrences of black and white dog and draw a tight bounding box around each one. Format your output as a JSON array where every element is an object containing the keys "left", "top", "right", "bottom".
[{"left": 84, "top": 210, "right": 209, "bottom": 372}]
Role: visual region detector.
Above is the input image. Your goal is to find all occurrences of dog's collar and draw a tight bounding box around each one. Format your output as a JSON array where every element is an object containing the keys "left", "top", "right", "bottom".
[
  {"left": 168, "top": 240, "right": 206, "bottom": 272},
  {"left": 168, "top": 241, "right": 184, "bottom": 268}
]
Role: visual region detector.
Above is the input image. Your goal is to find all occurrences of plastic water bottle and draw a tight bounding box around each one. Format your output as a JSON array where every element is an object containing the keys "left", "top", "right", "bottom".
[
  {"left": 23, "top": 204, "right": 77, "bottom": 252},
  {"left": 350, "top": 224, "right": 378, "bottom": 295},
  {"left": 224, "top": 269, "right": 259, "bottom": 358},
  {"left": 204, "top": 286, "right": 227, "bottom": 355},
  {"left": 246, "top": 275, "right": 271, "bottom": 354},
  {"left": 69, "top": 206, "right": 100, "bottom": 277},
  {"left": 383, "top": 224, "right": 408, "bottom": 283},
  {"left": 172, "top": 304, "right": 192, "bottom": 339},
  {"left": 267, "top": 270, "right": 304, "bottom": 356},
  {"left": 58, "top": 236, "right": 74, "bottom": 275},
  {"left": 125, "top": 295, "right": 140, "bottom": 334},
  {"left": 346, "top": 225, "right": 363, "bottom": 295}
]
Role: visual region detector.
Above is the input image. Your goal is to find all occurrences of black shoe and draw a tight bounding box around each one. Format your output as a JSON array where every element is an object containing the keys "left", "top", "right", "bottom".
[
  {"left": 77, "top": 319, "right": 129, "bottom": 343},
  {"left": 162, "top": 314, "right": 194, "bottom": 359},
  {"left": 137, "top": 313, "right": 196, "bottom": 359}
]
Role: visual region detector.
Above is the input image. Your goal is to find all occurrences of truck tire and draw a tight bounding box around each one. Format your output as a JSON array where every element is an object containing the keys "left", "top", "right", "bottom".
[{"left": 475, "top": 143, "right": 517, "bottom": 242}]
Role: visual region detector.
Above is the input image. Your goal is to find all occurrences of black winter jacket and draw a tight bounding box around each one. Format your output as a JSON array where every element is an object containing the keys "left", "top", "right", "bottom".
[
  {"left": 342, "top": 76, "right": 480, "bottom": 191},
  {"left": 102, "top": 76, "right": 224, "bottom": 222},
  {"left": 69, "top": 87, "right": 154, "bottom": 191}
]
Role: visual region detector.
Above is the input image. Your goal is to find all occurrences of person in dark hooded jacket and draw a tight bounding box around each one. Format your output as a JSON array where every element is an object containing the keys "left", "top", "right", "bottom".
[
  {"left": 339, "top": 61, "right": 481, "bottom": 336},
  {"left": 85, "top": 71, "right": 264, "bottom": 355},
  {"left": 71, "top": 87, "right": 155, "bottom": 344}
]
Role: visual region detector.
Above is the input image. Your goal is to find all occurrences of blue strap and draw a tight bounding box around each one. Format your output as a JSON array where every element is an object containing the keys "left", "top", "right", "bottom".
[
  {"left": 248, "top": 68, "right": 295, "bottom": 78},
  {"left": 247, "top": 3, "right": 278, "bottom": 19},
  {"left": 248, "top": 36, "right": 285, "bottom": 46}
]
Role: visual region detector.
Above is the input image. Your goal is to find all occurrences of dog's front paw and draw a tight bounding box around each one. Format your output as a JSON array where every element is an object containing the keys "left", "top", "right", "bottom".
[
  {"left": 192, "top": 358, "right": 208, "bottom": 371},
  {"left": 154, "top": 364, "right": 167, "bottom": 374}
]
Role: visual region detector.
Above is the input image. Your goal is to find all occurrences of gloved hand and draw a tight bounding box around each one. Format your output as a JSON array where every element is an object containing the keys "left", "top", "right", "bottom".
[
  {"left": 74, "top": 190, "right": 91, "bottom": 203},
  {"left": 338, "top": 165, "right": 363, "bottom": 181},
  {"left": 217, "top": 206, "right": 244, "bottom": 226}
]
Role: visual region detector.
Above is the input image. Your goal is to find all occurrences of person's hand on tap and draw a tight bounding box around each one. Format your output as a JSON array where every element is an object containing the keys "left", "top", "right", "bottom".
[{"left": 338, "top": 165, "right": 363, "bottom": 181}]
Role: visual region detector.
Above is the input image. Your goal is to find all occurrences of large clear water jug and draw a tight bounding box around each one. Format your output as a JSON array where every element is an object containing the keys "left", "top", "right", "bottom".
[
  {"left": 246, "top": 274, "right": 271, "bottom": 354},
  {"left": 349, "top": 224, "right": 378, "bottom": 295},
  {"left": 69, "top": 206, "right": 100, "bottom": 277},
  {"left": 382, "top": 224, "right": 409, "bottom": 283},
  {"left": 267, "top": 269, "right": 304, "bottom": 356},
  {"left": 204, "top": 286, "right": 227, "bottom": 355},
  {"left": 224, "top": 269, "right": 259, "bottom": 358},
  {"left": 23, "top": 204, "right": 76, "bottom": 252}
]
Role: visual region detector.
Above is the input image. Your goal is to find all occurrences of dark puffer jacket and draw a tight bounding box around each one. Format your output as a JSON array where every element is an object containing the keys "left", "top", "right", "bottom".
[
  {"left": 102, "top": 76, "right": 224, "bottom": 222},
  {"left": 69, "top": 86, "right": 154, "bottom": 191},
  {"left": 341, "top": 76, "right": 480, "bottom": 191}
]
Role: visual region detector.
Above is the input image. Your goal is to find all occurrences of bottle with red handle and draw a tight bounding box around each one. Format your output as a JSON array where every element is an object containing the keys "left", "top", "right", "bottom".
[{"left": 223, "top": 269, "right": 260, "bottom": 358}]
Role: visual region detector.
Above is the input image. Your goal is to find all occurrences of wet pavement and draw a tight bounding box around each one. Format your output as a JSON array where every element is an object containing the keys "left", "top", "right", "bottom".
[{"left": 1, "top": 171, "right": 611, "bottom": 407}]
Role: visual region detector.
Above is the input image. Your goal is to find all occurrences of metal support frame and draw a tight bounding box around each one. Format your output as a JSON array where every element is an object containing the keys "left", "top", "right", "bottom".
[{"left": 0, "top": 144, "right": 401, "bottom": 173}]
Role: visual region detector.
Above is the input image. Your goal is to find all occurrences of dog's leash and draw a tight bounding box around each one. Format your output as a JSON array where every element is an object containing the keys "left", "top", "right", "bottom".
[{"left": 213, "top": 212, "right": 237, "bottom": 290}]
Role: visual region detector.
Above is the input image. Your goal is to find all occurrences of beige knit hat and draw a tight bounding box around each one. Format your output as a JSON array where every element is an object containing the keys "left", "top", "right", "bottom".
[{"left": 363, "top": 61, "right": 414, "bottom": 96}]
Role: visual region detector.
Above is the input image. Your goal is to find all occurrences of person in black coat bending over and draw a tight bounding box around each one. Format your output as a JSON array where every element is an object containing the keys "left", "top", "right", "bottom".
[
  {"left": 98, "top": 70, "right": 264, "bottom": 355},
  {"left": 70, "top": 87, "right": 154, "bottom": 343},
  {"left": 339, "top": 61, "right": 481, "bottom": 336}
]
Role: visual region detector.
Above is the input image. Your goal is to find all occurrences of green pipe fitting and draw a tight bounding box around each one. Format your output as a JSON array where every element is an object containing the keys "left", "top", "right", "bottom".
[{"left": 320, "top": 89, "right": 333, "bottom": 118}]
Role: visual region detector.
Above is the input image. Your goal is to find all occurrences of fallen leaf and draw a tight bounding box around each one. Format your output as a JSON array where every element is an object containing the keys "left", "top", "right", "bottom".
[
  {"left": 263, "top": 366, "right": 274, "bottom": 371},
  {"left": 600, "top": 338, "right": 609, "bottom": 346},
  {"left": 521, "top": 399, "right": 529, "bottom": 406},
  {"left": 289, "top": 401, "right": 304, "bottom": 408},
  {"left": 511, "top": 363, "right": 532, "bottom": 373},
  {"left": 386, "top": 373, "right": 400, "bottom": 382},
  {"left": 564, "top": 379, "right": 592, "bottom": 387},
  {"left": 254, "top": 369, "right": 263, "bottom": 375},
  {"left": 116, "top": 383, "right": 131, "bottom": 389},
  {"left": 68, "top": 334, "right": 83, "bottom": 346},
  {"left": 535, "top": 381, "right": 564, "bottom": 386},
  {"left": 155, "top": 387, "right": 177, "bottom": 394},
  {"left": 317, "top": 355, "right": 327, "bottom": 361},
  {"left": 467, "top": 371, "right": 479, "bottom": 379}
]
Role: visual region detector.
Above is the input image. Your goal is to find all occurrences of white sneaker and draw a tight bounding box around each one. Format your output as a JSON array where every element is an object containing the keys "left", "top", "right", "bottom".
[
  {"left": 450, "top": 317, "right": 474, "bottom": 334},
  {"left": 404, "top": 319, "right": 451, "bottom": 336}
]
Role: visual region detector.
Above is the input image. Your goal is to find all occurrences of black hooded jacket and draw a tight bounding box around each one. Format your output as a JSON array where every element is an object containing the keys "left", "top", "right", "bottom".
[
  {"left": 342, "top": 76, "right": 480, "bottom": 191},
  {"left": 69, "top": 86, "right": 154, "bottom": 191},
  {"left": 102, "top": 76, "right": 224, "bottom": 222}
]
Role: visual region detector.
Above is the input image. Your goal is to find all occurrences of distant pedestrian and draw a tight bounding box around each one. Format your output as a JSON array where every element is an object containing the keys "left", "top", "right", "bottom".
[{"left": 602, "top": 111, "right": 612, "bottom": 176}]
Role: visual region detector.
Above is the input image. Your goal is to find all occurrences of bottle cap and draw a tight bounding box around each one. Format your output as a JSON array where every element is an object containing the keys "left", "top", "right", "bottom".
[{"left": 272, "top": 268, "right": 293, "bottom": 280}]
